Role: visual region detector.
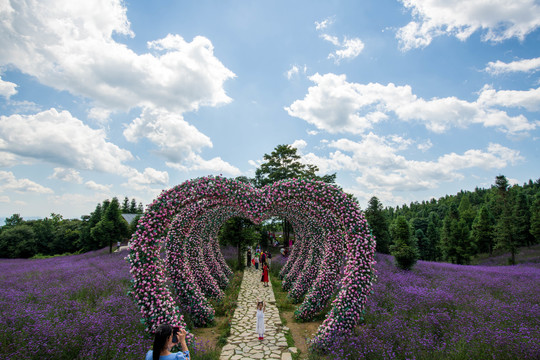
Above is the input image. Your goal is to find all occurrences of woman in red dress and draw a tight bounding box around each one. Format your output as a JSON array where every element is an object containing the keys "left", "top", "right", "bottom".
[{"left": 261, "top": 262, "right": 269, "bottom": 287}]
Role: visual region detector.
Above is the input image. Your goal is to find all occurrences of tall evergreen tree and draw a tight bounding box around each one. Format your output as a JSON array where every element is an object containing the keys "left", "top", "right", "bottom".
[
  {"left": 440, "top": 205, "right": 473, "bottom": 264},
  {"left": 390, "top": 216, "right": 419, "bottom": 270},
  {"left": 122, "top": 196, "right": 130, "bottom": 213},
  {"left": 513, "top": 191, "right": 532, "bottom": 247},
  {"left": 530, "top": 194, "right": 540, "bottom": 243},
  {"left": 364, "top": 196, "right": 391, "bottom": 254},
  {"left": 494, "top": 175, "right": 519, "bottom": 265},
  {"left": 91, "top": 197, "right": 129, "bottom": 253},
  {"left": 471, "top": 205, "right": 495, "bottom": 254}
]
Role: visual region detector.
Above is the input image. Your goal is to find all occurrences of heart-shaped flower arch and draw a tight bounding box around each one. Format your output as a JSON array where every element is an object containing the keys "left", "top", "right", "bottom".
[{"left": 127, "top": 176, "right": 376, "bottom": 350}]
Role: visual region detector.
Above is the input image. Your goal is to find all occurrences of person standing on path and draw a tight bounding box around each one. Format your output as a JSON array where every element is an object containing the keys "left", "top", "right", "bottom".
[
  {"left": 255, "top": 300, "right": 266, "bottom": 340},
  {"left": 261, "top": 262, "right": 269, "bottom": 287},
  {"left": 254, "top": 255, "right": 259, "bottom": 270},
  {"left": 246, "top": 249, "right": 252, "bottom": 268},
  {"left": 267, "top": 251, "right": 272, "bottom": 268},
  {"left": 260, "top": 250, "right": 266, "bottom": 266}
]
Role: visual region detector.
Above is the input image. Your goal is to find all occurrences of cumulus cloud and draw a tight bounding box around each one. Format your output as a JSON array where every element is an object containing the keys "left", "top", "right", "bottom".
[
  {"left": 88, "top": 107, "right": 112, "bottom": 124},
  {"left": 300, "top": 133, "right": 523, "bottom": 193},
  {"left": 0, "top": 171, "right": 53, "bottom": 194},
  {"left": 166, "top": 154, "right": 241, "bottom": 176},
  {"left": 0, "top": 1, "right": 235, "bottom": 113},
  {"left": 397, "top": 0, "right": 540, "bottom": 51},
  {"left": 0, "top": 108, "right": 134, "bottom": 175},
  {"left": 50, "top": 168, "right": 83, "bottom": 184},
  {"left": 85, "top": 180, "right": 112, "bottom": 192},
  {"left": 0, "top": 75, "right": 17, "bottom": 98},
  {"left": 124, "top": 107, "right": 212, "bottom": 162},
  {"left": 285, "top": 73, "right": 538, "bottom": 135},
  {"left": 485, "top": 57, "right": 540, "bottom": 75},
  {"left": 291, "top": 139, "right": 308, "bottom": 151}
]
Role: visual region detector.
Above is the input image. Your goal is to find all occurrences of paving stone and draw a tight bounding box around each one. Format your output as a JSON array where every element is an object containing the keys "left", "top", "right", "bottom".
[{"left": 220, "top": 266, "right": 292, "bottom": 359}]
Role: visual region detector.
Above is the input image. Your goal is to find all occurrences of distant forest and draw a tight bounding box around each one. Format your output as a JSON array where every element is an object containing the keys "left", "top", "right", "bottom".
[
  {"left": 365, "top": 175, "right": 540, "bottom": 265},
  {"left": 1, "top": 176, "right": 539, "bottom": 264},
  {"left": 0, "top": 197, "right": 143, "bottom": 258}
]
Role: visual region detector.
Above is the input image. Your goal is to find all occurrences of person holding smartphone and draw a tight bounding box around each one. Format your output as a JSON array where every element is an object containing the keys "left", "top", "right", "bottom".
[{"left": 145, "top": 324, "right": 190, "bottom": 360}]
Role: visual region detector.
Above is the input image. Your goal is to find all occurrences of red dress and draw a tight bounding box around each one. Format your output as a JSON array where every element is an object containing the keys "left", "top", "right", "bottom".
[{"left": 261, "top": 264, "right": 269, "bottom": 283}]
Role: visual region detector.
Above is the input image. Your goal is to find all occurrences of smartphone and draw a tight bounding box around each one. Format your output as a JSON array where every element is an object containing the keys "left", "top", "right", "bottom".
[{"left": 172, "top": 327, "right": 180, "bottom": 343}]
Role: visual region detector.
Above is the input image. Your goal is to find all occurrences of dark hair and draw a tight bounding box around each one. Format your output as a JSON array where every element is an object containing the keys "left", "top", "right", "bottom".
[{"left": 153, "top": 324, "right": 173, "bottom": 360}]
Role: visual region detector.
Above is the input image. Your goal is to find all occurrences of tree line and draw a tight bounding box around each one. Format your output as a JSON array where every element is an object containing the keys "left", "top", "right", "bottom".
[
  {"left": 365, "top": 175, "right": 540, "bottom": 268},
  {"left": 0, "top": 197, "right": 143, "bottom": 258}
]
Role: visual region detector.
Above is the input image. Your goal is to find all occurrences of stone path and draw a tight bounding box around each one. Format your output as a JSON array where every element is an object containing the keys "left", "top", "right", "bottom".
[{"left": 219, "top": 266, "right": 294, "bottom": 360}]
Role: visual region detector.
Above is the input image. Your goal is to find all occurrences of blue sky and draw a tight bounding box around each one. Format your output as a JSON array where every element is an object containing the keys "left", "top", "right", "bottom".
[{"left": 0, "top": 0, "right": 539, "bottom": 219}]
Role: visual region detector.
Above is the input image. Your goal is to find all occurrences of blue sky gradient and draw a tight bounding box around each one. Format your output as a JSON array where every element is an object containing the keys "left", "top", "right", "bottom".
[{"left": 0, "top": 0, "right": 539, "bottom": 219}]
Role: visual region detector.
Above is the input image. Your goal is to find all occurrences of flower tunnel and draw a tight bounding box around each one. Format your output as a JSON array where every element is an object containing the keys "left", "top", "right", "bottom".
[{"left": 127, "top": 175, "right": 376, "bottom": 350}]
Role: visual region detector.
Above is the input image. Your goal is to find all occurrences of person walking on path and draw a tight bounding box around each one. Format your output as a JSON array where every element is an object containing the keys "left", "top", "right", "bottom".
[
  {"left": 267, "top": 251, "right": 272, "bottom": 268},
  {"left": 260, "top": 250, "right": 266, "bottom": 266},
  {"left": 246, "top": 249, "right": 252, "bottom": 268},
  {"left": 255, "top": 300, "right": 266, "bottom": 340},
  {"left": 261, "top": 262, "right": 269, "bottom": 287},
  {"left": 254, "top": 255, "right": 259, "bottom": 270}
]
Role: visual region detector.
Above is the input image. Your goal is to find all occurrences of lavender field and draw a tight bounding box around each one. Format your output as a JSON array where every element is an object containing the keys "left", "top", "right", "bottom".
[
  {"left": 315, "top": 253, "right": 540, "bottom": 360},
  {"left": 1, "top": 249, "right": 539, "bottom": 360}
]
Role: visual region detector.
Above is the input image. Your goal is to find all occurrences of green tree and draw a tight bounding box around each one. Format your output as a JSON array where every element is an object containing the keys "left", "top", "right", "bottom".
[
  {"left": 80, "top": 203, "right": 103, "bottom": 251},
  {"left": 122, "top": 196, "right": 130, "bottom": 213},
  {"left": 471, "top": 205, "right": 495, "bottom": 254},
  {"left": 4, "top": 213, "right": 24, "bottom": 227},
  {"left": 0, "top": 225, "right": 36, "bottom": 258},
  {"left": 458, "top": 194, "right": 476, "bottom": 229},
  {"left": 494, "top": 175, "right": 519, "bottom": 265},
  {"left": 530, "top": 194, "right": 540, "bottom": 243},
  {"left": 219, "top": 217, "right": 260, "bottom": 269},
  {"left": 129, "top": 198, "right": 137, "bottom": 213},
  {"left": 255, "top": 144, "right": 336, "bottom": 247},
  {"left": 425, "top": 215, "right": 440, "bottom": 261},
  {"left": 440, "top": 205, "right": 474, "bottom": 264},
  {"left": 364, "top": 196, "right": 391, "bottom": 254},
  {"left": 415, "top": 228, "right": 430, "bottom": 260},
  {"left": 513, "top": 191, "right": 532, "bottom": 247},
  {"left": 92, "top": 197, "right": 129, "bottom": 253},
  {"left": 390, "top": 216, "right": 419, "bottom": 270}
]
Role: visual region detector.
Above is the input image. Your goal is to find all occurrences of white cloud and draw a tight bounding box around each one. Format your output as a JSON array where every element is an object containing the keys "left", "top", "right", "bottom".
[
  {"left": 166, "top": 154, "right": 241, "bottom": 176},
  {"left": 0, "top": 171, "right": 53, "bottom": 194},
  {"left": 0, "top": 75, "right": 17, "bottom": 98},
  {"left": 291, "top": 139, "right": 307, "bottom": 151},
  {"left": 397, "top": 0, "right": 540, "bottom": 51},
  {"left": 287, "top": 65, "right": 300, "bottom": 80},
  {"left": 85, "top": 180, "right": 112, "bottom": 192},
  {"left": 0, "top": 1, "right": 235, "bottom": 113},
  {"left": 285, "top": 73, "right": 538, "bottom": 135},
  {"left": 485, "top": 57, "right": 540, "bottom": 75},
  {"left": 50, "top": 167, "right": 83, "bottom": 184},
  {"left": 300, "top": 133, "right": 523, "bottom": 193},
  {"left": 320, "top": 35, "right": 364, "bottom": 63},
  {"left": 417, "top": 139, "right": 433, "bottom": 152},
  {"left": 88, "top": 107, "right": 112, "bottom": 124},
  {"left": 124, "top": 107, "right": 212, "bottom": 162},
  {"left": 124, "top": 167, "right": 170, "bottom": 192},
  {"left": 0, "top": 108, "right": 134, "bottom": 175},
  {"left": 477, "top": 85, "right": 540, "bottom": 112},
  {"left": 329, "top": 37, "right": 364, "bottom": 63},
  {"left": 286, "top": 64, "right": 307, "bottom": 80},
  {"left": 315, "top": 17, "right": 334, "bottom": 30},
  {"left": 0, "top": 195, "right": 9, "bottom": 203}
]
